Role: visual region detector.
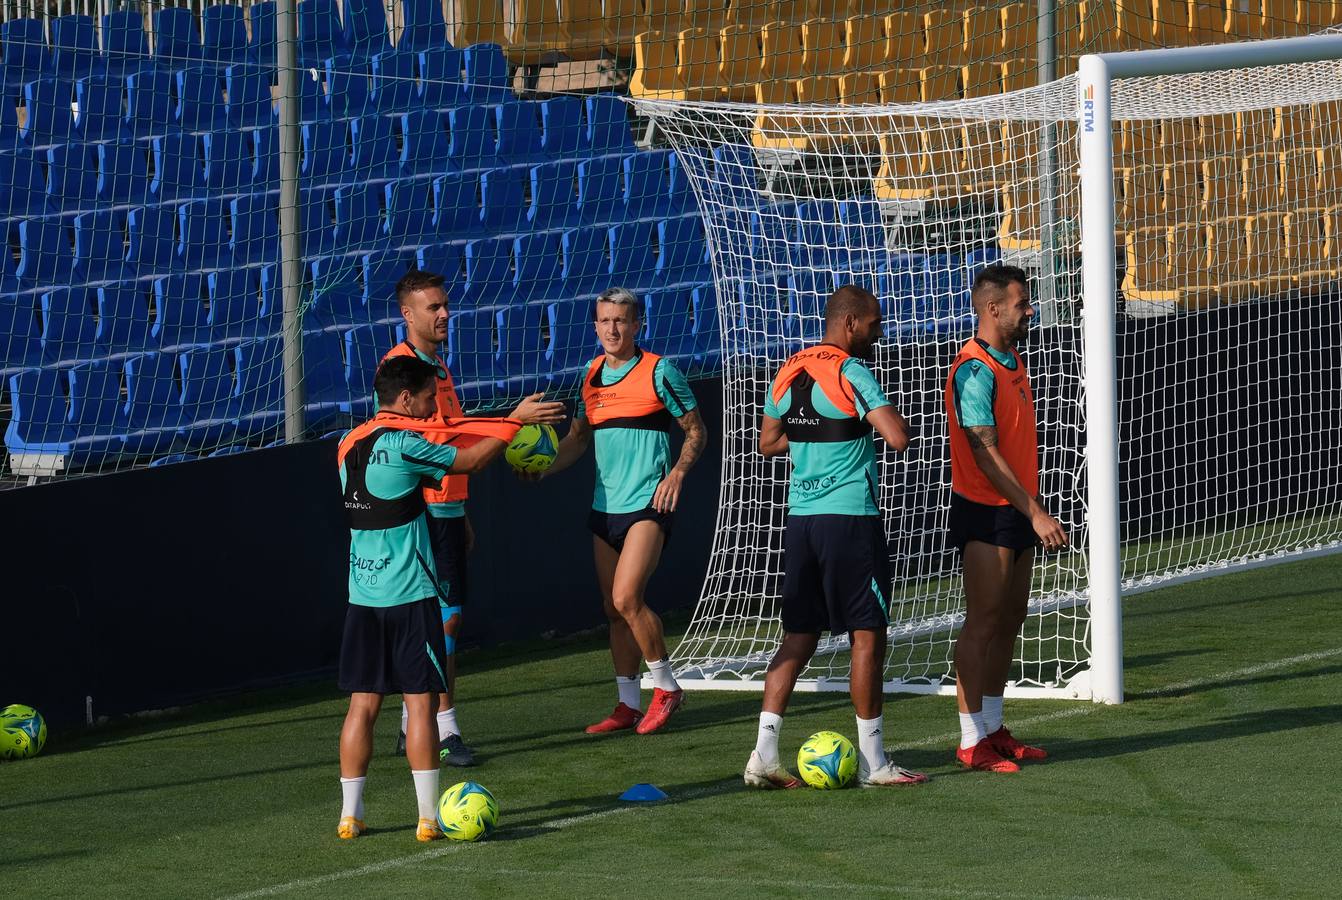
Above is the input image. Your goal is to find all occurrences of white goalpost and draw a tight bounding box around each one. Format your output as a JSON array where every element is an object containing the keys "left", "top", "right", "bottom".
[{"left": 634, "top": 33, "right": 1342, "bottom": 704}]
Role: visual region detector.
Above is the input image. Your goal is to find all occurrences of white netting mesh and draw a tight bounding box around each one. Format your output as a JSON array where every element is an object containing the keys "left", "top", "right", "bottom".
[{"left": 636, "top": 49, "right": 1342, "bottom": 696}]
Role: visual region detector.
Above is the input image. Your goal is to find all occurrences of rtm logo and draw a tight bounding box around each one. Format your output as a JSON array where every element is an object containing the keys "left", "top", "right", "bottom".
[{"left": 1082, "top": 85, "right": 1096, "bottom": 133}]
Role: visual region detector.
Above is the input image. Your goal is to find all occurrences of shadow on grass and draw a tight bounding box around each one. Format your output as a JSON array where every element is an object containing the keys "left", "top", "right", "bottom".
[
  {"left": 493, "top": 776, "right": 737, "bottom": 841},
  {"left": 1131, "top": 663, "right": 1342, "bottom": 700}
]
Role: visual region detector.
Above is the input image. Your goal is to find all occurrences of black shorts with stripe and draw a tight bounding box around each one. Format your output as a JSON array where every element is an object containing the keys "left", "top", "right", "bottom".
[
  {"left": 427, "top": 515, "right": 469, "bottom": 610},
  {"left": 946, "top": 493, "right": 1038, "bottom": 557},
  {"left": 781, "top": 514, "right": 892, "bottom": 636},
  {"left": 337, "top": 597, "right": 451, "bottom": 695}
]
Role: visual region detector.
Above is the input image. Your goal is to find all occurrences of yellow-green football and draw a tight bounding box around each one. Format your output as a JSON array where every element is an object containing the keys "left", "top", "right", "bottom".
[
  {"left": 436, "top": 781, "right": 499, "bottom": 842},
  {"left": 797, "top": 731, "right": 857, "bottom": 789},
  {"left": 0, "top": 704, "right": 46, "bottom": 760},
  {"left": 505, "top": 424, "right": 559, "bottom": 474}
]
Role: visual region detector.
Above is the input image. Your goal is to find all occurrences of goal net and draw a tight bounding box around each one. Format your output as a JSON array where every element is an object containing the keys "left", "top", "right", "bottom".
[{"left": 635, "top": 37, "right": 1342, "bottom": 699}]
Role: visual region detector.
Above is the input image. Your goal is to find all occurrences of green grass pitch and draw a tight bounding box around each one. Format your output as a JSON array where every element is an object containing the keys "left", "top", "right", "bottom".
[{"left": 4, "top": 556, "right": 1340, "bottom": 899}]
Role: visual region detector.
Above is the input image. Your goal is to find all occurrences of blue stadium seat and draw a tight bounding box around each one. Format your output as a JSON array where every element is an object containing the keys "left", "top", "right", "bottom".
[
  {"left": 332, "top": 183, "right": 385, "bottom": 254},
  {"left": 125, "top": 68, "right": 174, "bottom": 138},
  {"left": 607, "top": 221, "right": 657, "bottom": 289},
  {"left": 248, "top": 1, "right": 277, "bottom": 68},
  {"left": 463, "top": 44, "right": 509, "bottom": 104},
  {"left": 44, "top": 143, "right": 98, "bottom": 212},
  {"left": 445, "top": 309, "right": 498, "bottom": 400},
  {"left": 308, "top": 254, "right": 364, "bottom": 327},
  {"left": 155, "top": 8, "right": 203, "bottom": 67},
  {"left": 151, "top": 274, "right": 211, "bottom": 350},
  {"left": 209, "top": 266, "right": 269, "bottom": 339},
  {"left": 299, "top": 0, "right": 348, "bottom": 67},
  {"left": 788, "top": 272, "right": 833, "bottom": 343},
  {"left": 512, "top": 232, "right": 565, "bottom": 302},
  {"left": 656, "top": 216, "right": 710, "bottom": 285},
  {"left": 0, "top": 151, "right": 50, "bottom": 216},
  {"left": 400, "top": 0, "right": 446, "bottom": 51},
  {"left": 344, "top": 0, "right": 391, "bottom": 60},
  {"left": 260, "top": 265, "right": 293, "bottom": 339},
  {"left": 202, "top": 128, "right": 251, "bottom": 194},
  {"left": 400, "top": 108, "right": 452, "bottom": 175},
  {"left": 225, "top": 64, "right": 273, "bottom": 127},
  {"left": 416, "top": 46, "right": 465, "bottom": 111},
  {"left": 176, "top": 67, "right": 225, "bottom": 132},
  {"left": 495, "top": 101, "right": 545, "bottom": 164},
  {"left": 301, "top": 119, "right": 349, "bottom": 186},
  {"left": 748, "top": 202, "right": 794, "bottom": 271},
  {"left": 300, "top": 328, "right": 349, "bottom": 423},
  {"left": 50, "top": 15, "right": 97, "bottom": 80},
  {"left": 123, "top": 351, "right": 187, "bottom": 456},
  {"left": 303, "top": 186, "right": 337, "bottom": 252},
  {"left": 5, "top": 367, "right": 74, "bottom": 462},
  {"left": 446, "top": 104, "right": 491, "bottom": 171},
  {"left": 251, "top": 125, "right": 279, "bottom": 190},
  {"left": 539, "top": 95, "right": 585, "bottom": 158},
  {"left": 95, "top": 282, "right": 153, "bottom": 356},
  {"left": 74, "top": 75, "right": 127, "bottom": 141},
  {"left": 462, "top": 238, "right": 513, "bottom": 308},
  {"left": 384, "top": 177, "right": 439, "bottom": 248},
  {"left": 575, "top": 155, "right": 623, "bottom": 224},
  {"left": 369, "top": 49, "right": 415, "bottom": 114},
  {"left": 150, "top": 132, "right": 204, "bottom": 200},
  {"left": 878, "top": 253, "right": 930, "bottom": 331},
  {"left": 923, "top": 253, "right": 974, "bottom": 333},
  {"left": 21, "top": 78, "right": 74, "bottom": 148},
  {"left": 1, "top": 19, "right": 49, "bottom": 95},
  {"left": 479, "top": 166, "right": 526, "bottom": 233},
  {"left": 95, "top": 141, "right": 147, "bottom": 205},
  {"left": 203, "top": 4, "right": 251, "bottom": 68},
  {"left": 176, "top": 199, "right": 229, "bottom": 271},
  {"left": 431, "top": 172, "right": 482, "bottom": 239},
  {"left": 527, "top": 160, "right": 579, "bottom": 231},
  {"left": 363, "top": 249, "right": 414, "bottom": 319},
  {"left": 324, "top": 56, "right": 370, "bottom": 118},
  {"left": 413, "top": 244, "right": 464, "bottom": 307},
  {"left": 666, "top": 152, "right": 695, "bottom": 216},
  {"left": 710, "top": 143, "right": 757, "bottom": 207},
  {"left": 623, "top": 150, "right": 672, "bottom": 220},
  {"left": 0, "top": 93, "right": 16, "bottom": 148},
  {"left": 837, "top": 198, "right": 886, "bottom": 259},
  {"left": 40, "top": 287, "right": 99, "bottom": 365},
  {"left": 297, "top": 68, "right": 324, "bottom": 122},
  {"left": 178, "top": 344, "right": 237, "bottom": 448},
  {"left": 0, "top": 294, "right": 44, "bottom": 377},
  {"left": 126, "top": 205, "right": 179, "bottom": 275},
  {"left": 232, "top": 337, "right": 284, "bottom": 437},
  {"left": 644, "top": 287, "right": 695, "bottom": 359},
  {"left": 560, "top": 227, "right": 607, "bottom": 298},
  {"left": 67, "top": 360, "right": 130, "bottom": 461},
  {"left": 496, "top": 304, "right": 548, "bottom": 394},
  {"left": 16, "top": 217, "right": 73, "bottom": 284},
  {"left": 585, "top": 94, "right": 635, "bottom": 154},
  {"left": 344, "top": 323, "right": 399, "bottom": 418},
  {"left": 349, "top": 113, "right": 398, "bottom": 179},
  {"left": 73, "top": 210, "right": 130, "bottom": 283},
  {"left": 230, "top": 194, "right": 280, "bottom": 264},
  {"left": 545, "top": 299, "right": 599, "bottom": 379},
  {"left": 102, "top": 10, "right": 150, "bottom": 77}
]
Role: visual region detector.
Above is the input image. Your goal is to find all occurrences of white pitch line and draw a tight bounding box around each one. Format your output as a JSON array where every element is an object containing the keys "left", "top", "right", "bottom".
[{"left": 221, "top": 645, "right": 1342, "bottom": 900}]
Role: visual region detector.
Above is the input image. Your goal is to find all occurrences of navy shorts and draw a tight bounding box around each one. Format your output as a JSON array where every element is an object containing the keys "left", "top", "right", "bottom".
[
  {"left": 337, "top": 598, "right": 451, "bottom": 695},
  {"left": 947, "top": 493, "right": 1038, "bottom": 558},
  {"left": 781, "top": 515, "right": 892, "bottom": 635},
  {"left": 588, "top": 507, "right": 673, "bottom": 553},
  {"left": 427, "top": 515, "right": 469, "bottom": 612}
]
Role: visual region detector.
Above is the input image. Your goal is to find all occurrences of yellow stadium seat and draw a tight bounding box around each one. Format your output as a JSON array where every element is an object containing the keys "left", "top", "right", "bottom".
[
  {"left": 883, "top": 12, "right": 922, "bottom": 67},
  {"left": 1158, "top": 118, "right": 1200, "bottom": 166},
  {"left": 718, "top": 24, "right": 764, "bottom": 101},
  {"left": 1055, "top": 0, "right": 1085, "bottom": 57},
  {"left": 678, "top": 27, "right": 721, "bottom": 95},
  {"left": 960, "top": 61, "right": 1000, "bottom": 96},
  {"left": 1078, "top": 0, "right": 1119, "bottom": 51},
  {"left": 1285, "top": 208, "right": 1336, "bottom": 281},
  {"left": 560, "top": 0, "right": 605, "bottom": 60},
  {"left": 845, "top": 0, "right": 895, "bottom": 15},
  {"left": 963, "top": 6, "right": 1003, "bottom": 61},
  {"left": 1203, "top": 156, "right": 1250, "bottom": 217},
  {"left": 1123, "top": 226, "right": 1181, "bottom": 306},
  {"left": 1244, "top": 213, "right": 1295, "bottom": 289},
  {"left": 843, "top": 16, "right": 887, "bottom": 71},
  {"left": 839, "top": 71, "right": 882, "bottom": 104},
  {"left": 1000, "top": 58, "right": 1030, "bottom": 93},
  {"left": 1299, "top": 0, "right": 1341, "bottom": 29},
  {"left": 506, "top": 0, "right": 570, "bottom": 64},
  {"left": 753, "top": 80, "right": 828, "bottom": 153},
  {"left": 1002, "top": 120, "right": 1040, "bottom": 178},
  {"left": 999, "top": 181, "right": 1060, "bottom": 253},
  {"left": 1243, "top": 152, "right": 1285, "bottom": 213},
  {"left": 923, "top": 10, "right": 962, "bottom": 58},
  {"left": 630, "top": 30, "right": 687, "bottom": 99},
  {"left": 684, "top": 0, "right": 730, "bottom": 33},
  {"left": 801, "top": 18, "right": 846, "bottom": 77},
  {"left": 448, "top": 0, "right": 510, "bottom": 52},
  {"left": 1118, "top": 165, "right": 1164, "bottom": 229},
  {"left": 1189, "top": 0, "right": 1230, "bottom": 44},
  {"left": 1317, "top": 146, "right": 1342, "bottom": 194},
  {"left": 1274, "top": 104, "right": 1318, "bottom": 145},
  {"left": 604, "top": 0, "right": 644, "bottom": 54},
  {"left": 760, "top": 20, "right": 805, "bottom": 81},
  {"left": 878, "top": 68, "right": 920, "bottom": 104},
  {"left": 1327, "top": 205, "right": 1342, "bottom": 262},
  {"left": 1113, "top": 0, "right": 1156, "bottom": 49},
  {"left": 1226, "top": 4, "right": 1264, "bottom": 39},
  {"left": 961, "top": 122, "right": 1009, "bottom": 184},
  {"left": 1151, "top": 0, "right": 1192, "bottom": 46},
  {"left": 873, "top": 128, "right": 948, "bottom": 201},
  {"left": 1259, "top": 0, "right": 1306, "bottom": 36},
  {"left": 1118, "top": 120, "right": 1160, "bottom": 168},
  {"left": 1162, "top": 161, "right": 1204, "bottom": 222},
  {"left": 1000, "top": 4, "right": 1032, "bottom": 57},
  {"left": 774, "top": 0, "right": 816, "bottom": 24},
  {"left": 644, "top": 0, "right": 682, "bottom": 34},
  {"left": 1204, "top": 217, "right": 1256, "bottom": 300},
  {"left": 1281, "top": 148, "right": 1321, "bottom": 205},
  {"left": 795, "top": 74, "right": 839, "bottom": 105},
  {"left": 726, "top": 0, "right": 771, "bottom": 28},
  {"left": 920, "top": 64, "right": 959, "bottom": 101}
]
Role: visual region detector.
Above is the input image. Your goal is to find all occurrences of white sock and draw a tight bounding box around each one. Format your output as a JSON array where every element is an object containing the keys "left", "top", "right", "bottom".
[
  {"left": 411, "top": 769, "right": 440, "bottom": 822},
  {"left": 959, "top": 711, "right": 988, "bottom": 750},
  {"left": 856, "top": 714, "right": 886, "bottom": 772},
  {"left": 400, "top": 702, "right": 408, "bottom": 734},
  {"left": 437, "top": 708, "right": 459, "bottom": 740},
  {"left": 340, "top": 776, "right": 366, "bottom": 820},
  {"left": 755, "top": 711, "right": 783, "bottom": 766},
  {"left": 647, "top": 657, "right": 679, "bottom": 692},
  {"left": 981, "top": 695, "right": 1004, "bottom": 734},
  {"left": 615, "top": 675, "right": 642, "bottom": 711}
]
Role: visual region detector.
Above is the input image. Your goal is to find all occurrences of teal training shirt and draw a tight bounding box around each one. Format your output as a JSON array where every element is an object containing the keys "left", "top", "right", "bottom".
[
  {"left": 576, "top": 356, "right": 697, "bottom": 514},
  {"left": 373, "top": 344, "right": 466, "bottom": 520},
  {"left": 341, "top": 429, "right": 459, "bottom": 607},
  {"left": 951, "top": 343, "right": 1018, "bottom": 429},
  {"left": 764, "top": 357, "right": 891, "bottom": 516}
]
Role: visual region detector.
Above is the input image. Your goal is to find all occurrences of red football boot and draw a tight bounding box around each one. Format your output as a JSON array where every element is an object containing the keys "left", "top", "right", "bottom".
[
  {"left": 956, "top": 738, "right": 1021, "bottom": 773},
  {"left": 987, "top": 726, "right": 1048, "bottom": 761},
  {"left": 585, "top": 702, "right": 642, "bottom": 734},
  {"left": 633, "top": 688, "right": 684, "bottom": 734}
]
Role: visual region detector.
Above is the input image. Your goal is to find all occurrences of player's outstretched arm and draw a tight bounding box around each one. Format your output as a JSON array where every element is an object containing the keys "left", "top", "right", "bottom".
[
  {"left": 866, "top": 406, "right": 911, "bottom": 452},
  {"left": 449, "top": 437, "right": 511, "bottom": 475},
  {"left": 652, "top": 408, "right": 707, "bottom": 513},
  {"left": 509, "top": 393, "right": 568, "bottom": 426},
  {"left": 533, "top": 413, "right": 591, "bottom": 480},
  {"left": 964, "top": 426, "right": 1069, "bottom": 551},
  {"left": 759, "top": 414, "right": 788, "bottom": 457}
]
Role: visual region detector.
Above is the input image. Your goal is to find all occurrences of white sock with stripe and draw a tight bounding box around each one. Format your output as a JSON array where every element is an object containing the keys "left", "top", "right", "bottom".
[
  {"left": 855, "top": 714, "right": 886, "bottom": 772},
  {"left": 755, "top": 711, "right": 783, "bottom": 766}
]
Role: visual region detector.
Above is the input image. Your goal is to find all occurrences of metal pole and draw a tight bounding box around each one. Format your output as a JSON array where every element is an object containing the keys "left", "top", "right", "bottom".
[
  {"left": 276, "top": 0, "right": 307, "bottom": 441},
  {"left": 1076, "top": 54, "right": 1123, "bottom": 705},
  {"left": 1036, "top": 0, "right": 1060, "bottom": 324}
]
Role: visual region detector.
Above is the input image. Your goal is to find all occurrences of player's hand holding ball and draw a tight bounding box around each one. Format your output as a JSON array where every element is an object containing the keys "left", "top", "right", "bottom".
[{"left": 506, "top": 424, "right": 559, "bottom": 478}]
